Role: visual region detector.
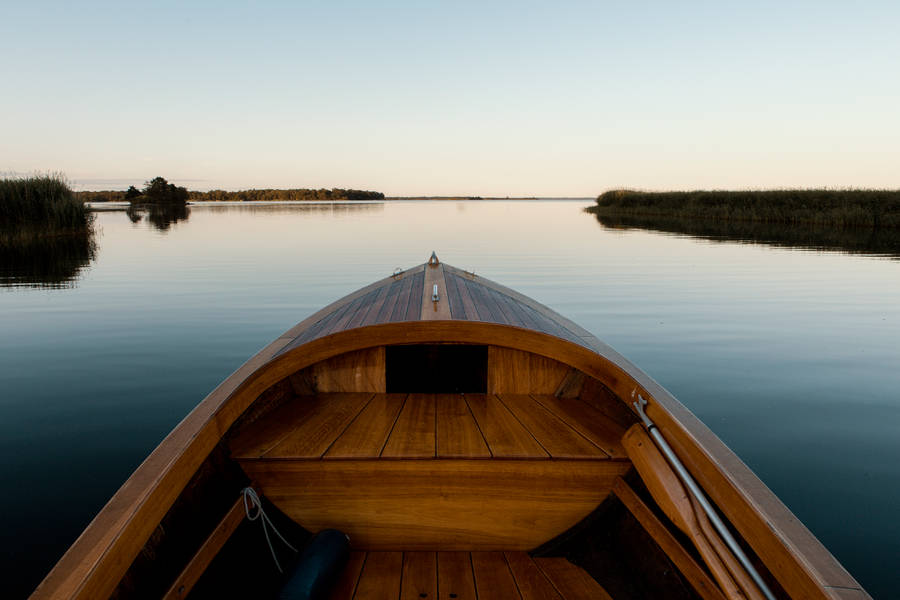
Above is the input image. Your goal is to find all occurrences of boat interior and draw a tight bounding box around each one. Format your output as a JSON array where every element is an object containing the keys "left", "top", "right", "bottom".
[
  {"left": 114, "top": 342, "right": 776, "bottom": 600},
  {"left": 35, "top": 259, "right": 868, "bottom": 600}
]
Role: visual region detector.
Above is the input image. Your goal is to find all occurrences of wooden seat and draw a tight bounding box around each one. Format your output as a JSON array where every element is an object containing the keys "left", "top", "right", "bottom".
[
  {"left": 330, "top": 552, "right": 613, "bottom": 600},
  {"left": 229, "top": 393, "right": 630, "bottom": 550}
]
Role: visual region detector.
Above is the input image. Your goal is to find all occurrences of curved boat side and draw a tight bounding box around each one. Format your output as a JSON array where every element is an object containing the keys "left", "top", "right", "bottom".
[{"left": 32, "top": 321, "right": 867, "bottom": 599}]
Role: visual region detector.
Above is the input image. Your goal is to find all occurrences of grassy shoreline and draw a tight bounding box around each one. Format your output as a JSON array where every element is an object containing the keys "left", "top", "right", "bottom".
[
  {"left": 1, "top": 175, "right": 94, "bottom": 245},
  {"left": 589, "top": 189, "right": 900, "bottom": 229}
]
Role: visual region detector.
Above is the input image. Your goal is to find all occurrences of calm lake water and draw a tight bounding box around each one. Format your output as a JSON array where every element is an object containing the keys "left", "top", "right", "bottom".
[{"left": 2, "top": 200, "right": 898, "bottom": 598}]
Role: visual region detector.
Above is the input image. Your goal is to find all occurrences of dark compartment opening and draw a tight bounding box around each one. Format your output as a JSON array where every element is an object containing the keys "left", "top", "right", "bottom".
[{"left": 386, "top": 344, "right": 487, "bottom": 393}]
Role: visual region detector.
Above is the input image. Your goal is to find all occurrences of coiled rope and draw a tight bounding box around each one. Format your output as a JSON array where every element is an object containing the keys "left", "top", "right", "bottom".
[{"left": 242, "top": 487, "right": 297, "bottom": 573}]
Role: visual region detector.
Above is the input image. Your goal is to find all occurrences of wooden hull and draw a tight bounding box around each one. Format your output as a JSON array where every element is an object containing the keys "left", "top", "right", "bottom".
[{"left": 31, "top": 261, "right": 869, "bottom": 600}]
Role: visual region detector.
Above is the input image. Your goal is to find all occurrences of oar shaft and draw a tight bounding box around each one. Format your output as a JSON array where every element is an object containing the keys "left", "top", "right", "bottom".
[{"left": 634, "top": 395, "right": 777, "bottom": 600}]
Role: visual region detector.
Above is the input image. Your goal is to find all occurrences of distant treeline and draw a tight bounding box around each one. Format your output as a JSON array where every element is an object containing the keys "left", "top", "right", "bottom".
[
  {"left": 589, "top": 189, "right": 900, "bottom": 229},
  {"left": 76, "top": 188, "right": 384, "bottom": 202},
  {"left": 189, "top": 188, "right": 385, "bottom": 202}
]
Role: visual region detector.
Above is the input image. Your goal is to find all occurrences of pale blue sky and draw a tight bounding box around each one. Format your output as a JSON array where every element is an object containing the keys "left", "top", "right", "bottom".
[{"left": 2, "top": 1, "right": 898, "bottom": 195}]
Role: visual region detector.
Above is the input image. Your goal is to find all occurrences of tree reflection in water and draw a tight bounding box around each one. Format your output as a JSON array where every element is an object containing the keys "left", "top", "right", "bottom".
[{"left": 126, "top": 203, "right": 191, "bottom": 231}]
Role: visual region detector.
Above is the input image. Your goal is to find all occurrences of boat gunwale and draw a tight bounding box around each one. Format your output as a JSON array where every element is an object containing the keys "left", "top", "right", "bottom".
[{"left": 31, "top": 319, "right": 868, "bottom": 600}]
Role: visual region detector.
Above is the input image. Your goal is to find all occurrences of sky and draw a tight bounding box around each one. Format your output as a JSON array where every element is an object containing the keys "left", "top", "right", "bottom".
[{"left": 2, "top": 1, "right": 899, "bottom": 196}]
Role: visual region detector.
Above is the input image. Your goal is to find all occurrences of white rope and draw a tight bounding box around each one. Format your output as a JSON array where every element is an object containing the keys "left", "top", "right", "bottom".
[{"left": 242, "top": 486, "right": 298, "bottom": 573}]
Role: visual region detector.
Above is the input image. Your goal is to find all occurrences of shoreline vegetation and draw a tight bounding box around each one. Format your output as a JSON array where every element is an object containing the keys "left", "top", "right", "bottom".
[
  {"left": 77, "top": 187, "right": 385, "bottom": 203},
  {"left": 589, "top": 189, "right": 900, "bottom": 257},
  {"left": 1, "top": 175, "right": 97, "bottom": 288},
  {"left": 1, "top": 175, "right": 95, "bottom": 244},
  {"left": 588, "top": 189, "right": 900, "bottom": 229}
]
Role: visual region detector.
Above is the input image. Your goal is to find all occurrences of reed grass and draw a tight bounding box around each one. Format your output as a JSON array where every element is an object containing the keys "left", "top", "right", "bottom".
[
  {"left": 590, "top": 189, "right": 900, "bottom": 229},
  {"left": 0, "top": 174, "right": 94, "bottom": 243}
]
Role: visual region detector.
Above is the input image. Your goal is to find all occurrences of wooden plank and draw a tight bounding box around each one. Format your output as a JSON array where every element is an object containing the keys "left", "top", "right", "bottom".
[
  {"left": 436, "top": 394, "right": 490, "bottom": 458},
  {"left": 613, "top": 477, "right": 727, "bottom": 600},
  {"left": 390, "top": 273, "right": 417, "bottom": 322},
  {"left": 325, "top": 394, "right": 407, "bottom": 459},
  {"left": 374, "top": 278, "right": 406, "bottom": 325},
  {"left": 487, "top": 347, "right": 568, "bottom": 395},
  {"left": 534, "top": 557, "right": 614, "bottom": 600},
  {"left": 401, "top": 552, "right": 437, "bottom": 600},
  {"left": 382, "top": 393, "right": 436, "bottom": 458},
  {"left": 263, "top": 393, "right": 373, "bottom": 458},
  {"left": 446, "top": 273, "right": 480, "bottom": 321},
  {"left": 437, "top": 552, "right": 477, "bottom": 600},
  {"left": 487, "top": 346, "right": 530, "bottom": 394},
  {"left": 405, "top": 270, "right": 427, "bottom": 321},
  {"left": 422, "top": 263, "right": 452, "bottom": 320},
  {"left": 360, "top": 281, "right": 394, "bottom": 327},
  {"left": 553, "top": 369, "right": 585, "bottom": 399},
  {"left": 465, "top": 394, "right": 548, "bottom": 458},
  {"left": 162, "top": 497, "right": 245, "bottom": 600},
  {"left": 312, "top": 347, "right": 386, "bottom": 393},
  {"left": 328, "top": 551, "right": 367, "bottom": 600},
  {"left": 503, "top": 553, "right": 561, "bottom": 600},
  {"left": 465, "top": 279, "right": 508, "bottom": 324},
  {"left": 241, "top": 459, "right": 627, "bottom": 550},
  {"left": 346, "top": 286, "right": 387, "bottom": 330},
  {"left": 531, "top": 395, "right": 627, "bottom": 459},
  {"left": 354, "top": 552, "right": 403, "bottom": 600},
  {"left": 471, "top": 552, "right": 520, "bottom": 600},
  {"left": 228, "top": 397, "right": 319, "bottom": 459},
  {"left": 497, "top": 395, "right": 606, "bottom": 459}
]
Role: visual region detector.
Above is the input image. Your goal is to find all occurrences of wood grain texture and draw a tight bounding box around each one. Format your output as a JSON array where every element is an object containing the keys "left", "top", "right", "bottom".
[
  {"left": 503, "top": 552, "right": 561, "bottom": 600},
  {"left": 325, "top": 394, "right": 407, "bottom": 459},
  {"left": 36, "top": 304, "right": 868, "bottom": 600},
  {"left": 437, "top": 552, "right": 477, "bottom": 600},
  {"left": 354, "top": 552, "right": 403, "bottom": 600},
  {"left": 470, "top": 552, "right": 520, "bottom": 600},
  {"left": 497, "top": 394, "right": 606, "bottom": 459},
  {"left": 465, "top": 394, "right": 548, "bottom": 458},
  {"left": 161, "top": 497, "right": 245, "bottom": 600},
  {"left": 262, "top": 393, "right": 373, "bottom": 458},
  {"left": 613, "top": 477, "right": 727, "bottom": 600},
  {"left": 239, "top": 459, "right": 629, "bottom": 550},
  {"left": 382, "top": 393, "right": 436, "bottom": 458},
  {"left": 531, "top": 394, "right": 626, "bottom": 459},
  {"left": 534, "top": 557, "right": 614, "bottom": 600},
  {"left": 436, "top": 395, "right": 490, "bottom": 458},
  {"left": 228, "top": 397, "right": 320, "bottom": 459},
  {"left": 328, "top": 551, "right": 366, "bottom": 600},
  {"left": 401, "top": 552, "right": 437, "bottom": 600},
  {"left": 623, "top": 424, "right": 744, "bottom": 600},
  {"left": 487, "top": 347, "right": 569, "bottom": 395},
  {"left": 422, "top": 263, "right": 452, "bottom": 320},
  {"left": 311, "top": 347, "right": 386, "bottom": 393}
]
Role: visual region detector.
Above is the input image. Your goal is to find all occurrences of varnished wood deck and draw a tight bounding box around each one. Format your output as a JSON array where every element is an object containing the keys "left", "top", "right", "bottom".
[
  {"left": 230, "top": 393, "right": 630, "bottom": 549},
  {"left": 331, "top": 552, "right": 612, "bottom": 600},
  {"left": 229, "top": 393, "right": 627, "bottom": 460},
  {"left": 278, "top": 260, "right": 598, "bottom": 357}
]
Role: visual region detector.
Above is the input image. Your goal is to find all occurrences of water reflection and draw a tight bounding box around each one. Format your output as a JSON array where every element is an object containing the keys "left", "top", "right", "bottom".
[
  {"left": 0, "top": 231, "right": 97, "bottom": 289},
  {"left": 592, "top": 212, "right": 900, "bottom": 258},
  {"left": 126, "top": 203, "right": 191, "bottom": 231},
  {"left": 199, "top": 202, "right": 384, "bottom": 216}
]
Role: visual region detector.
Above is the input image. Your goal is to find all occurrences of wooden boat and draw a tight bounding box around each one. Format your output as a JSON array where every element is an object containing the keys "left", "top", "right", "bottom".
[{"left": 33, "top": 254, "right": 869, "bottom": 600}]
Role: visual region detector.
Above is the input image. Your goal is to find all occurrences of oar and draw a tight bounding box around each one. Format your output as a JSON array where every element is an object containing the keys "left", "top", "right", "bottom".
[
  {"left": 689, "top": 493, "right": 765, "bottom": 600},
  {"left": 622, "top": 424, "right": 746, "bottom": 600}
]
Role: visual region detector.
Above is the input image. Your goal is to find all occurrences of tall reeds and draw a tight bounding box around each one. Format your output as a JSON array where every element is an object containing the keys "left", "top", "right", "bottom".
[
  {"left": 590, "top": 189, "right": 900, "bottom": 229},
  {"left": 1, "top": 174, "right": 94, "bottom": 243}
]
